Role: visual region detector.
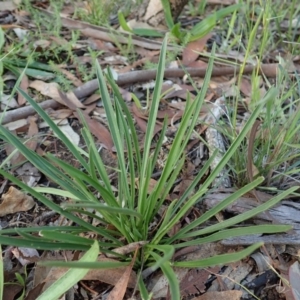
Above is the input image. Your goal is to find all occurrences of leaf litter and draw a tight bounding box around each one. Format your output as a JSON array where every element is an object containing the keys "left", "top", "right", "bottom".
[{"left": 0, "top": 0, "right": 300, "bottom": 299}]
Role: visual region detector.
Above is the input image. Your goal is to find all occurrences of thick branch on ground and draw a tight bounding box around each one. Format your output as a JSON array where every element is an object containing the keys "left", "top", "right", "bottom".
[{"left": 0, "top": 64, "right": 287, "bottom": 125}]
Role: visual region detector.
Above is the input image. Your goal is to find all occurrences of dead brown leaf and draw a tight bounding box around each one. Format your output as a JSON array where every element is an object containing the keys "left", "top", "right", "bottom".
[
  {"left": 0, "top": 186, "right": 35, "bottom": 216},
  {"left": 106, "top": 241, "right": 148, "bottom": 258},
  {"left": 17, "top": 74, "right": 29, "bottom": 106},
  {"left": 240, "top": 77, "right": 252, "bottom": 97},
  {"left": 192, "top": 290, "right": 242, "bottom": 300},
  {"left": 180, "top": 267, "right": 220, "bottom": 296},
  {"left": 25, "top": 283, "right": 46, "bottom": 300},
  {"left": 11, "top": 247, "right": 40, "bottom": 265},
  {"left": 107, "top": 248, "right": 138, "bottom": 300},
  {"left": 3, "top": 284, "right": 23, "bottom": 300},
  {"left": 182, "top": 34, "right": 212, "bottom": 66},
  {"left": 29, "top": 80, "right": 85, "bottom": 109},
  {"left": 76, "top": 112, "right": 114, "bottom": 150},
  {"left": 131, "top": 104, "right": 163, "bottom": 134}
]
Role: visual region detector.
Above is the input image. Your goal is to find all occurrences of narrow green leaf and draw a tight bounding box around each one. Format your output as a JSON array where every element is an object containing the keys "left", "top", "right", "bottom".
[
  {"left": 39, "top": 231, "right": 94, "bottom": 245},
  {"left": 95, "top": 61, "right": 131, "bottom": 205},
  {"left": 0, "top": 236, "right": 89, "bottom": 251},
  {"left": 148, "top": 245, "right": 174, "bottom": 272},
  {"left": 40, "top": 261, "right": 129, "bottom": 269},
  {"left": 0, "top": 169, "right": 122, "bottom": 245},
  {"left": 188, "top": 186, "right": 298, "bottom": 237},
  {"left": 16, "top": 88, "right": 89, "bottom": 170},
  {"left": 173, "top": 243, "right": 263, "bottom": 268},
  {"left": 151, "top": 252, "right": 180, "bottom": 300},
  {"left": 118, "top": 11, "right": 133, "bottom": 33},
  {"left": 0, "top": 226, "right": 86, "bottom": 235},
  {"left": 190, "top": 4, "right": 242, "bottom": 41},
  {"left": 132, "top": 28, "right": 164, "bottom": 37},
  {"left": 174, "top": 225, "right": 292, "bottom": 248},
  {"left": 161, "top": 0, "right": 175, "bottom": 29},
  {"left": 62, "top": 203, "right": 141, "bottom": 218},
  {"left": 169, "top": 177, "right": 264, "bottom": 242},
  {"left": 138, "top": 35, "right": 168, "bottom": 218}
]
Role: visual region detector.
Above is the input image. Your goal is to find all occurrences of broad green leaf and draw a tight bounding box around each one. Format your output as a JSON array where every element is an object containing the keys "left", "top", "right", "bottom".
[{"left": 37, "top": 241, "right": 99, "bottom": 300}]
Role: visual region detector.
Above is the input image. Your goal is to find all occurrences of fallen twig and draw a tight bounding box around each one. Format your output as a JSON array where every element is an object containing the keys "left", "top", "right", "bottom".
[{"left": 0, "top": 64, "right": 285, "bottom": 125}]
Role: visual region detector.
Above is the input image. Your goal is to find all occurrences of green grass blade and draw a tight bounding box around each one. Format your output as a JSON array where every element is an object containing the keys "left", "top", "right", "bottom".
[
  {"left": 39, "top": 231, "right": 94, "bottom": 245},
  {"left": 106, "top": 73, "right": 142, "bottom": 175},
  {"left": 148, "top": 245, "right": 174, "bottom": 271},
  {"left": 0, "top": 129, "right": 87, "bottom": 200},
  {"left": 149, "top": 44, "right": 216, "bottom": 222},
  {"left": 62, "top": 203, "right": 141, "bottom": 218},
  {"left": 16, "top": 88, "right": 89, "bottom": 170},
  {"left": 189, "top": 186, "right": 298, "bottom": 237},
  {"left": 173, "top": 243, "right": 263, "bottom": 268},
  {"left": 161, "top": 0, "right": 175, "bottom": 29},
  {"left": 39, "top": 261, "right": 129, "bottom": 269},
  {"left": 174, "top": 225, "right": 292, "bottom": 248},
  {"left": 138, "top": 35, "right": 168, "bottom": 215},
  {"left": 168, "top": 177, "right": 264, "bottom": 242},
  {"left": 118, "top": 11, "right": 133, "bottom": 33},
  {"left": 0, "top": 236, "right": 89, "bottom": 250},
  {"left": 45, "top": 154, "right": 118, "bottom": 206},
  {"left": 95, "top": 62, "right": 131, "bottom": 205},
  {"left": 189, "top": 4, "right": 242, "bottom": 41},
  {"left": 0, "top": 169, "right": 122, "bottom": 245},
  {"left": 151, "top": 252, "right": 180, "bottom": 300},
  {"left": 0, "top": 226, "right": 86, "bottom": 235}
]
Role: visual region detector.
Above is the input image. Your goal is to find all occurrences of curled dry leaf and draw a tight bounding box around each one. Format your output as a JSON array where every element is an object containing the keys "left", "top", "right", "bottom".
[
  {"left": 29, "top": 80, "right": 85, "bottom": 110},
  {"left": 0, "top": 186, "right": 35, "bottom": 216},
  {"left": 106, "top": 241, "right": 148, "bottom": 258},
  {"left": 11, "top": 247, "right": 40, "bottom": 266}
]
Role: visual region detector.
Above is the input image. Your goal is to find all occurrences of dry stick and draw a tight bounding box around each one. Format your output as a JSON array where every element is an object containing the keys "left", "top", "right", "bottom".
[{"left": 0, "top": 64, "right": 280, "bottom": 125}]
